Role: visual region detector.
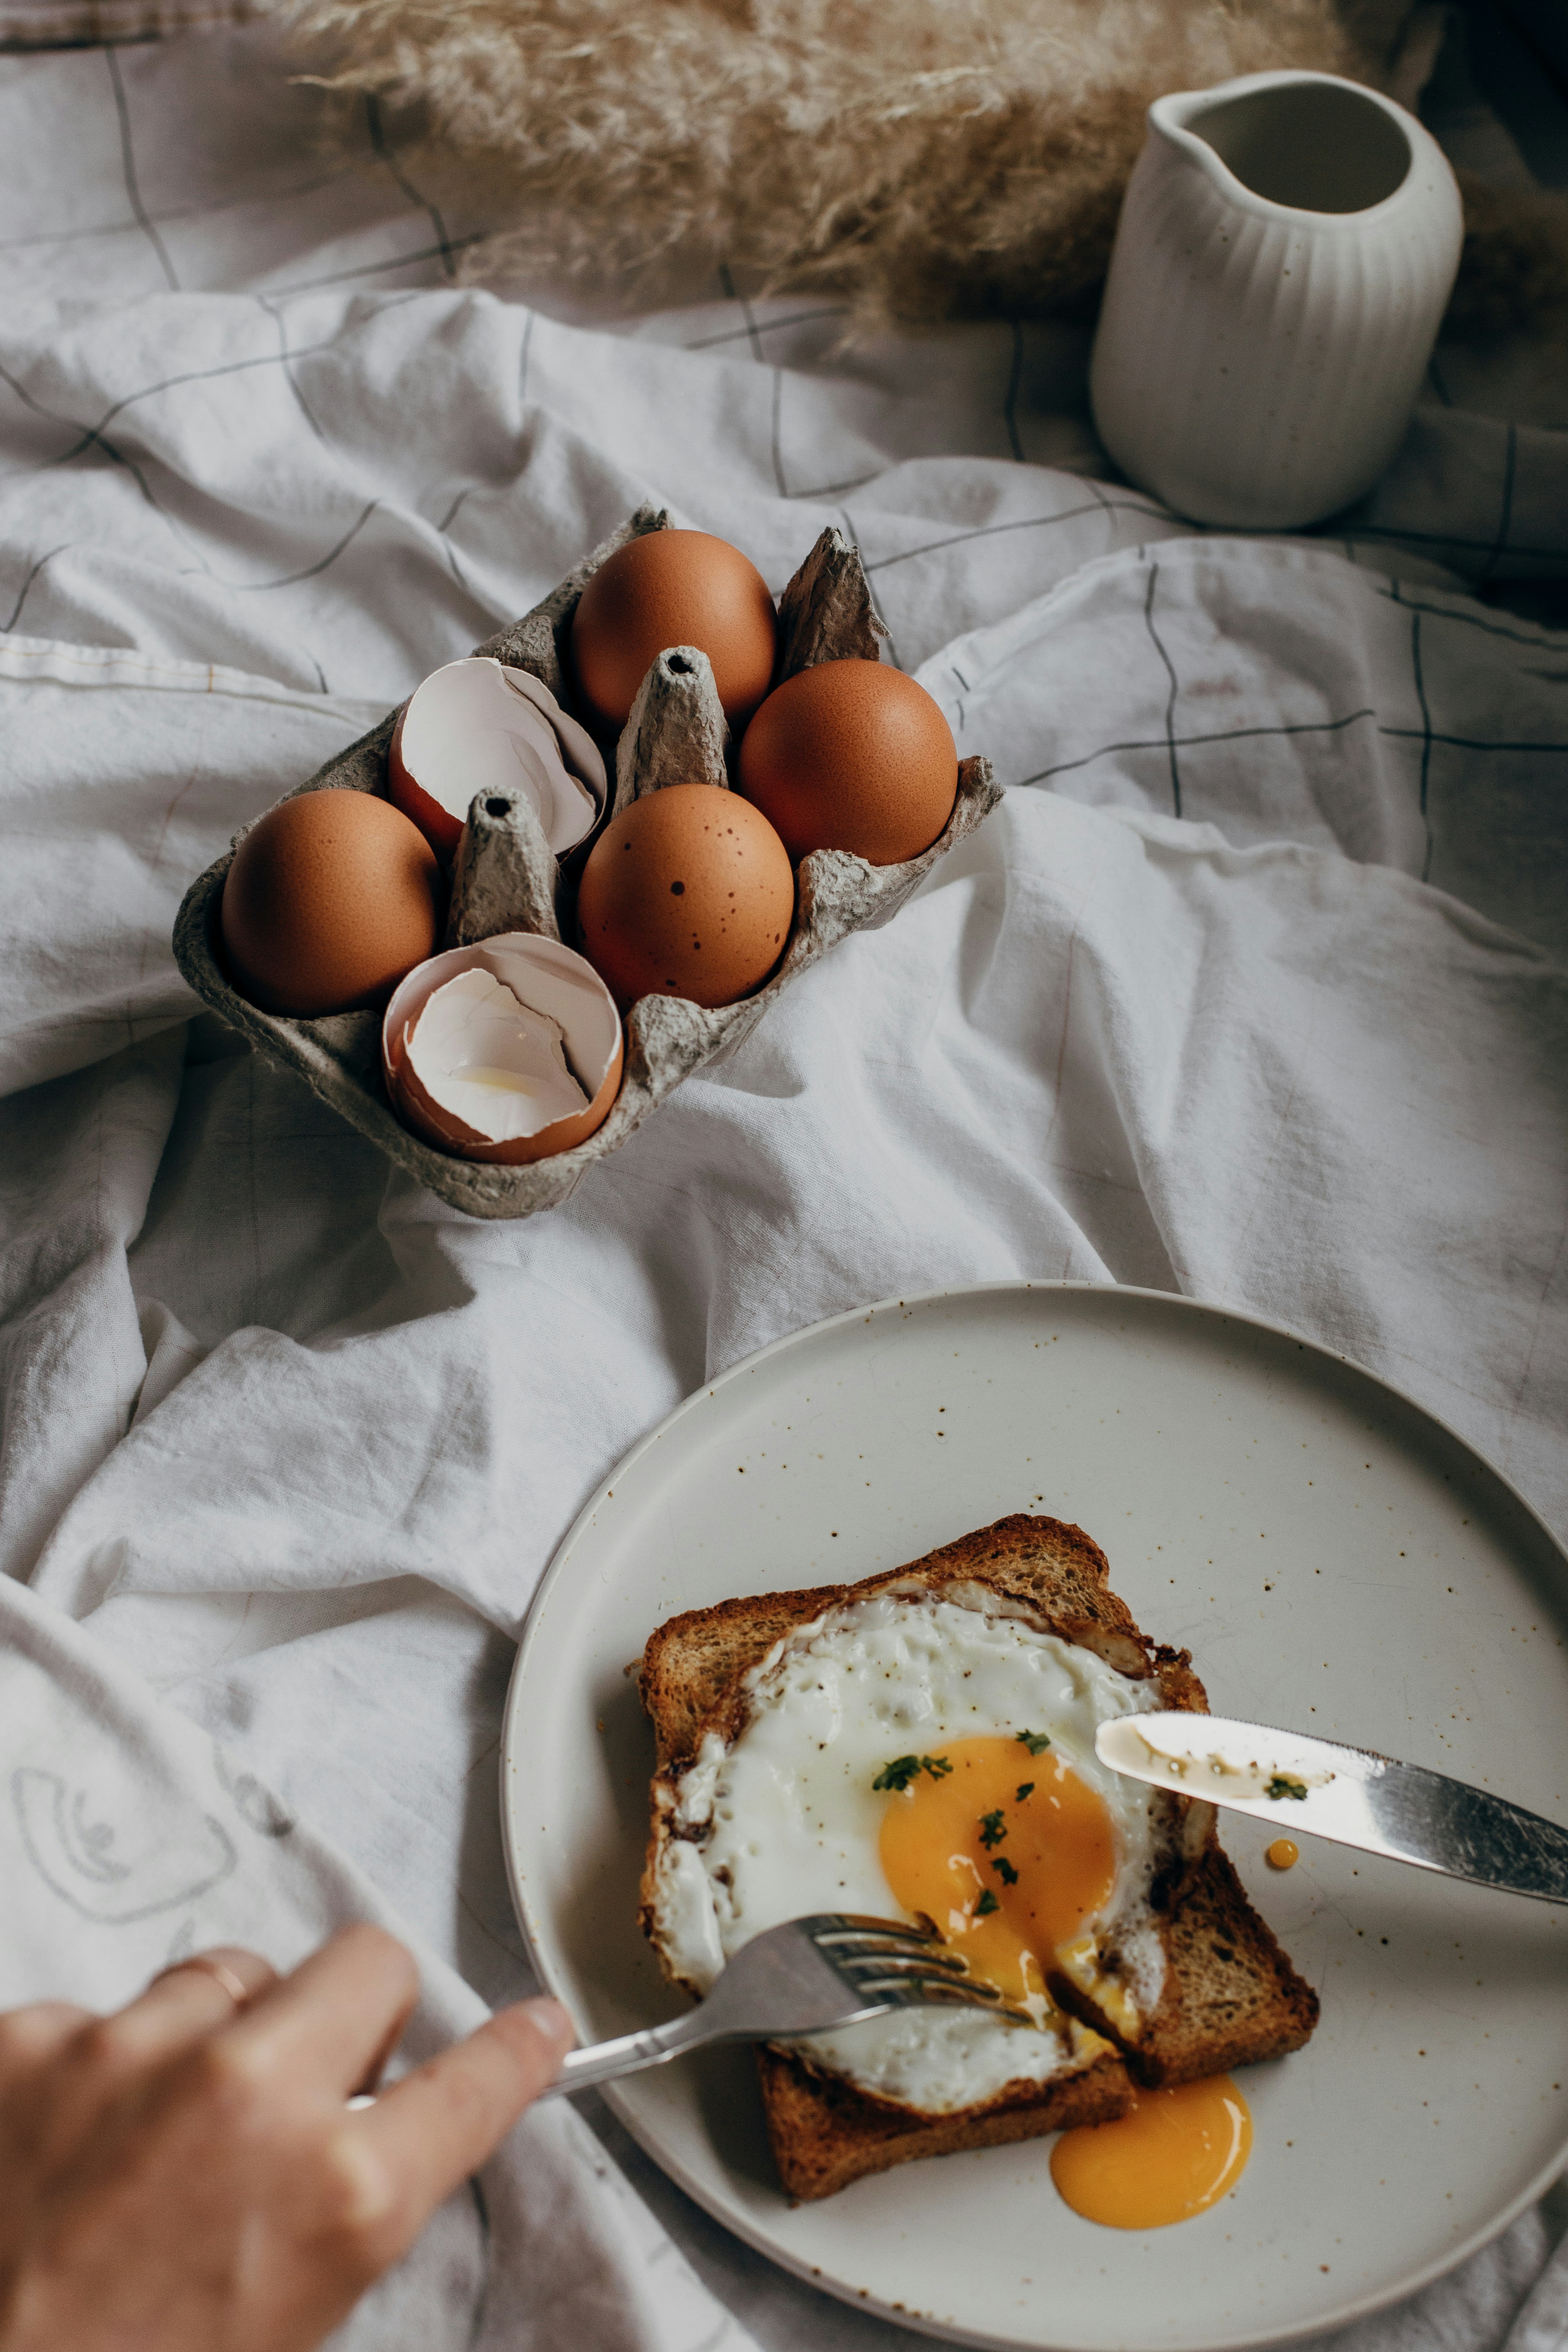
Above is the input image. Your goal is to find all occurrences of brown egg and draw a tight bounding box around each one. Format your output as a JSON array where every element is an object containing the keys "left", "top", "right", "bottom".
[
  {"left": 576, "top": 784, "right": 794, "bottom": 1010},
  {"left": 220, "top": 788, "right": 444, "bottom": 1017},
  {"left": 737, "top": 658, "right": 958, "bottom": 867},
  {"left": 569, "top": 530, "right": 777, "bottom": 733}
]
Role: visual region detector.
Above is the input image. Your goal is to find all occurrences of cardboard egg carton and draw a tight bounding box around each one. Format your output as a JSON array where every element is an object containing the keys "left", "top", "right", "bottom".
[{"left": 172, "top": 509, "right": 1001, "bottom": 1220}]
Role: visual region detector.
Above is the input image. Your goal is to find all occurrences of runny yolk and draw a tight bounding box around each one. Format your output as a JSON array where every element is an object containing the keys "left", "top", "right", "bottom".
[
  {"left": 877, "top": 1737, "right": 1116, "bottom": 2007},
  {"left": 1050, "top": 2077, "right": 1253, "bottom": 2229}
]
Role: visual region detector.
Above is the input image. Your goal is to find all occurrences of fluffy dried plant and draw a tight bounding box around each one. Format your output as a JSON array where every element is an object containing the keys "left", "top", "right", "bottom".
[{"left": 281, "top": 0, "right": 1421, "bottom": 326}]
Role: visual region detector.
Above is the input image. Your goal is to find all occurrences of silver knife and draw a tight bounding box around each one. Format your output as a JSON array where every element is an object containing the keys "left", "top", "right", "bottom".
[{"left": 1095, "top": 1713, "right": 1568, "bottom": 1905}]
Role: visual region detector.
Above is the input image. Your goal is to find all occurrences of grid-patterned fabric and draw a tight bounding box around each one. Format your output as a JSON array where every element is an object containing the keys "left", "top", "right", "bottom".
[{"left": 0, "top": 0, "right": 257, "bottom": 45}]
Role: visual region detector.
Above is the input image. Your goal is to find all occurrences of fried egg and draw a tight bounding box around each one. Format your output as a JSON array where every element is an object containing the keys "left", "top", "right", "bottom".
[{"left": 649, "top": 1589, "right": 1170, "bottom": 2113}]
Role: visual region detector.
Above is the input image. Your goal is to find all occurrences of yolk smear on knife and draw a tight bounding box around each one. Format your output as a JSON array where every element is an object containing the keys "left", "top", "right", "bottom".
[
  {"left": 877, "top": 1736, "right": 1115, "bottom": 2008},
  {"left": 1050, "top": 2076, "right": 1253, "bottom": 2228}
]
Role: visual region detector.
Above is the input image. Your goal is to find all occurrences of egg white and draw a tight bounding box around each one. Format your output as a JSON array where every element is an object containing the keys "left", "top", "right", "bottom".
[{"left": 650, "top": 1590, "right": 1168, "bottom": 2113}]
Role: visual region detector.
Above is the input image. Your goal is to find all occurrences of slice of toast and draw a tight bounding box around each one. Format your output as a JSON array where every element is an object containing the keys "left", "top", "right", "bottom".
[{"left": 638, "top": 1514, "right": 1318, "bottom": 2200}]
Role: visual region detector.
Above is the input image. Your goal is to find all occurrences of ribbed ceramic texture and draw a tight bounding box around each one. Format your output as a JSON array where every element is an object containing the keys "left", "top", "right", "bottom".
[
  {"left": 173, "top": 509, "right": 999, "bottom": 1220},
  {"left": 1090, "top": 72, "right": 1464, "bottom": 530}
]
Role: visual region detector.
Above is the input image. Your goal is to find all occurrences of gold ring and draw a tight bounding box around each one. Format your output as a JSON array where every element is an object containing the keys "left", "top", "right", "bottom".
[{"left": 151, "top": 1955, "right": 253, "bottom": 2011}]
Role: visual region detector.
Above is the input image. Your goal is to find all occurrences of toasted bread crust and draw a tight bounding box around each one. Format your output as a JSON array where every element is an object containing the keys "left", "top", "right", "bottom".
[
  {"left": 1105, "top": 1847, "right": 1320, "bottom": 2086},
  {"left": 638, "top": 1515, "right": 1208, "bottom": 1775},
  {"left": 637, "top": 1513, "right": 1317, "bottom": 2198},
  {"left": 755, "top": 2041, "right": 1132, "bottom": 2203}
]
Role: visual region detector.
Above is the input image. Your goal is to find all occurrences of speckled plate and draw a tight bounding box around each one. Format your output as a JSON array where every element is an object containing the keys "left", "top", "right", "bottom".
[{"left": 500, "top": 1281, "right": 1568, "bottom": 2352}]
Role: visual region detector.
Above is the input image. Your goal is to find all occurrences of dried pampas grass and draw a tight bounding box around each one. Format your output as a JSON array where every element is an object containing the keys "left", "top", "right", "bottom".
[{"left": 281, "top": 0, "right": 1420, "bottom": 327}]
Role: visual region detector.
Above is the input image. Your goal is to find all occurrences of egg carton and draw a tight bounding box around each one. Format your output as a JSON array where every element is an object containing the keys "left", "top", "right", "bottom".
[{"left": 172, "top": 509, "right": 1001, "bottom": 1220}]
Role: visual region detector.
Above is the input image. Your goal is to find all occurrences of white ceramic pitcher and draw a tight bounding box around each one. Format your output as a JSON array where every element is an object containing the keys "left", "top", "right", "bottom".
[{"left": 1089, "top": 70, "right": 1464, "bottom": 529}]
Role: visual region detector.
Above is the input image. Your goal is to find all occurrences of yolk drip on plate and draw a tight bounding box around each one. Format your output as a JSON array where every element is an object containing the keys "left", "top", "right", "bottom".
[
  {"left": 877, "top": 1736, "right": 1115, "bottom": 2009},
  {"left": 1050, "top": 2076, "right": 1253, "bottom": 2228}
]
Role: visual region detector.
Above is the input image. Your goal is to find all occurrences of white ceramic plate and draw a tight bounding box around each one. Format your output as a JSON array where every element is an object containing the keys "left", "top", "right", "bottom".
[{"left": 500, "top": 1282, "right": 1568, "bottom": 2352}]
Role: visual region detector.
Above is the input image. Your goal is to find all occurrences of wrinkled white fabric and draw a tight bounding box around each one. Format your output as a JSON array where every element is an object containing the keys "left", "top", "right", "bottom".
[{"left": 0, "top": 18, "right": 1565, "bottom": 2352}]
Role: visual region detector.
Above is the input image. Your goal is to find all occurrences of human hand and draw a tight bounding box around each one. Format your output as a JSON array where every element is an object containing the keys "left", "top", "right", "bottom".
[{"left": 0, "top": 1924, "right": 573, "bottom": 2352}]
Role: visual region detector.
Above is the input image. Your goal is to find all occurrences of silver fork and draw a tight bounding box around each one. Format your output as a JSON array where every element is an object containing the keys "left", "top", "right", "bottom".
[{"left": 537, "top": 1912, "right": 1037, "bottom": 2098}]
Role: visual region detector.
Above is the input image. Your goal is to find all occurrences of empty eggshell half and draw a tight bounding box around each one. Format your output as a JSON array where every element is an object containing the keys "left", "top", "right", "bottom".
[
  {"left": 383, "top": 934, "right": 622, "bottom": 1164},
  {"left": 390, "top": 659, "right": 606, "bottom": 860}
]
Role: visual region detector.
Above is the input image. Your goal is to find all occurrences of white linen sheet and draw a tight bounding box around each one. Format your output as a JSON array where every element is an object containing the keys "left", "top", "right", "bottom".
[{"left": 0, "top": 20, "right": 1565, "bottom": 2352}]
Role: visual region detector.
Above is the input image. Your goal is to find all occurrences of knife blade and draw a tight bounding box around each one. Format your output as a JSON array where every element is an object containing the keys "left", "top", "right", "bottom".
[{"left": 1095, "top": 1713, "right": 1568, "bottom": 1905}]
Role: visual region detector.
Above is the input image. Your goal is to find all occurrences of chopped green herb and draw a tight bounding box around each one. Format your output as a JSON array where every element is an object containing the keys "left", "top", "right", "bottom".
[
  {"left": 1265, "top": 1774, "right": 1309, "bottom": 1802},
  {"left": 993, "top": 1855, "right": 1020, "bottom": 1886},
  {"left": 978, "top": 1808, "right": 1008, "bottom": 1849},
  {"left": 974, "top": 1887, "right": 1001, "bottom": 1917},
  {"left": 1016, "top": 1730, "right": 1052, "bottom": 1755},
  {"left": 1015, "top": 1782, "right": 1035, "bottom": 1801},
  {"left": 872, "top": 1753, "right": 952, "bottom": 1794}
]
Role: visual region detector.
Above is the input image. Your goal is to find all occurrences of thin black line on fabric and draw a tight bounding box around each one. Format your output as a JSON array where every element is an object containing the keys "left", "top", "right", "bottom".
[
  {"left": 1380, "top": 581, "right": 1568, "bottom": 652},
  {"left": 1479, "top": 423, "right": 1517, "bottom": 586},
  {"left": 0, "top": 174, "right": 359, "bottom": 254},
  {"left": 256, "top": 298, "right": 329, "bottom": 445},
  {"left": 1142, "top": 560, "right": 1182, "bottom": 816},
  {"left": 2, "top": 544, "right": 72, "bottom": 634},
  {"left": 1409, "top": 608, "right": 1435, "bottom": 880},
  {"left": 104, "top": 47, "right": 178, "bottom": 292},
  {"left": 223, "top": 499, "right": 382, "bottom": 593},
  {"left": 263, "top": 235, "right": 486, "bottom": 298},
  {"left": 1379, "top": 727, "right": 1568, "bottom": 752},
  {"left": 838, "top": 505, "right": 903, "bottom": 671},
  {"left": 1426, "top": 356, "right": 1453, "bottom": 408},
  {"left": 428, "top": 496, "right": 507, "bottom": 619},
  {"left": 0, "top": 359, "right": 189, "bottom": 555},
  {"left": 1014, "top": 706, "right": 1378, "bottom": 787},
  {"left": 785, "top": 469, "right": 880, "bottom": 502},
  {"left": 43, "top": 342, "right": 338, "bottom": 470},
  {"left": 1003, "top": 321, "right": 1026, "bottom": 463},
  {"left": 5, "top": 354, "right": 387, "bottom": 594},
  {"left": 364, "top": 95, "right": 456, "bottom": 281},
  {"left": 862, "top": 496, "right": 1168, "bottom": 576},
  {"left": 717, "top": 263, "right": 766, "bottom": 364},
  {"left": 1343, "top": 519, "right": 1565, "bottom": 563},
  {"left": 435, "top": 487, "right": 473, "bottom": 536},
  {"left": 684, "top": 305, "right": 847, "bottom": 351}
]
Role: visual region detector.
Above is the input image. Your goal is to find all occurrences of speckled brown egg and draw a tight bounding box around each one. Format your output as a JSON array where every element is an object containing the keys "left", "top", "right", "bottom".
[
  {"left": 569, "top": 530, "right": 778, "bottom": 733},
  {"left": 220, "top": 787, "right": 444, "bottom": 1017},
  {"left": 576, "top": 784, "right": 794, "bottom": 1009},
  {"left": 737, "top": 658, "right": 958, "bottom": 866}
]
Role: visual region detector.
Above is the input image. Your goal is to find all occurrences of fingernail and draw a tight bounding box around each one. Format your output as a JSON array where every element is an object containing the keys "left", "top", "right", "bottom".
[{"left": 521, "top": 1997, "right": 575, "bottom": 2051}]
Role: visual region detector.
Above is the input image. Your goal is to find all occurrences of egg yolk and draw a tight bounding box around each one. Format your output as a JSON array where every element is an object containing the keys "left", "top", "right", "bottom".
[
  {"left": 1050, "top": 2076, "right": 1252, "bottom": 2229},
  {"left": 877, "top": 1737, "right": 1116, "bottom": 2009}
]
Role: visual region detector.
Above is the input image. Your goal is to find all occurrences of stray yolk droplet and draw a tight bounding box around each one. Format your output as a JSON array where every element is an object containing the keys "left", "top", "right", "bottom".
[
  {"left": 877, "top": 1738, "right": 1115, "bottom": 2007},
  {"left": 1265, "top": 1838, "right": 1299, "bottom": 1871},
  {"left": 1050, "top": 2076, "right": 1252, "bottom": 2229}
]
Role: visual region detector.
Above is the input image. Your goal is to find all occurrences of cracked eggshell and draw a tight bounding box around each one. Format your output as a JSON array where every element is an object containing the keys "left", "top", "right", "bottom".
[
  {"left": 383, "top": 933, "right": 622, "bottom": 1165},
  {"left": 390, "top": 658, "right": 605, "bottom": 861}
]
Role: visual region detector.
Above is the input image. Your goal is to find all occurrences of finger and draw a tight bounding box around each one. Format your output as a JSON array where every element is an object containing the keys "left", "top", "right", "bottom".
[
  {"left": 224, "top": 1923, "right": 420, "bottom": 2095},
  {"left": 355, "top": 2000, "right": 573, "bottom": 2220},
  {"left": 134, "top": 1947, "right": 279, "bottom": 2050},
  {"left": 0, "top": 2001, "right": 93, "bottom": 2079},
  {"left": 54, "top": 1948, "right": 279, "bottom": 2078}
]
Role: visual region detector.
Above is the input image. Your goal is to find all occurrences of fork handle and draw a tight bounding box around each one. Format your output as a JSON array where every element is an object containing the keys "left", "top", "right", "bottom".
[{"left": 537, "top": 2011, "right": 706, "bottom": 2098}]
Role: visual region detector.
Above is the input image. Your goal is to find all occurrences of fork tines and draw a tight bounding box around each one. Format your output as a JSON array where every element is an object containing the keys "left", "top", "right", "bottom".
[{"left": 805, "top": 1913, "right": 1038, "bottom": 2027}]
